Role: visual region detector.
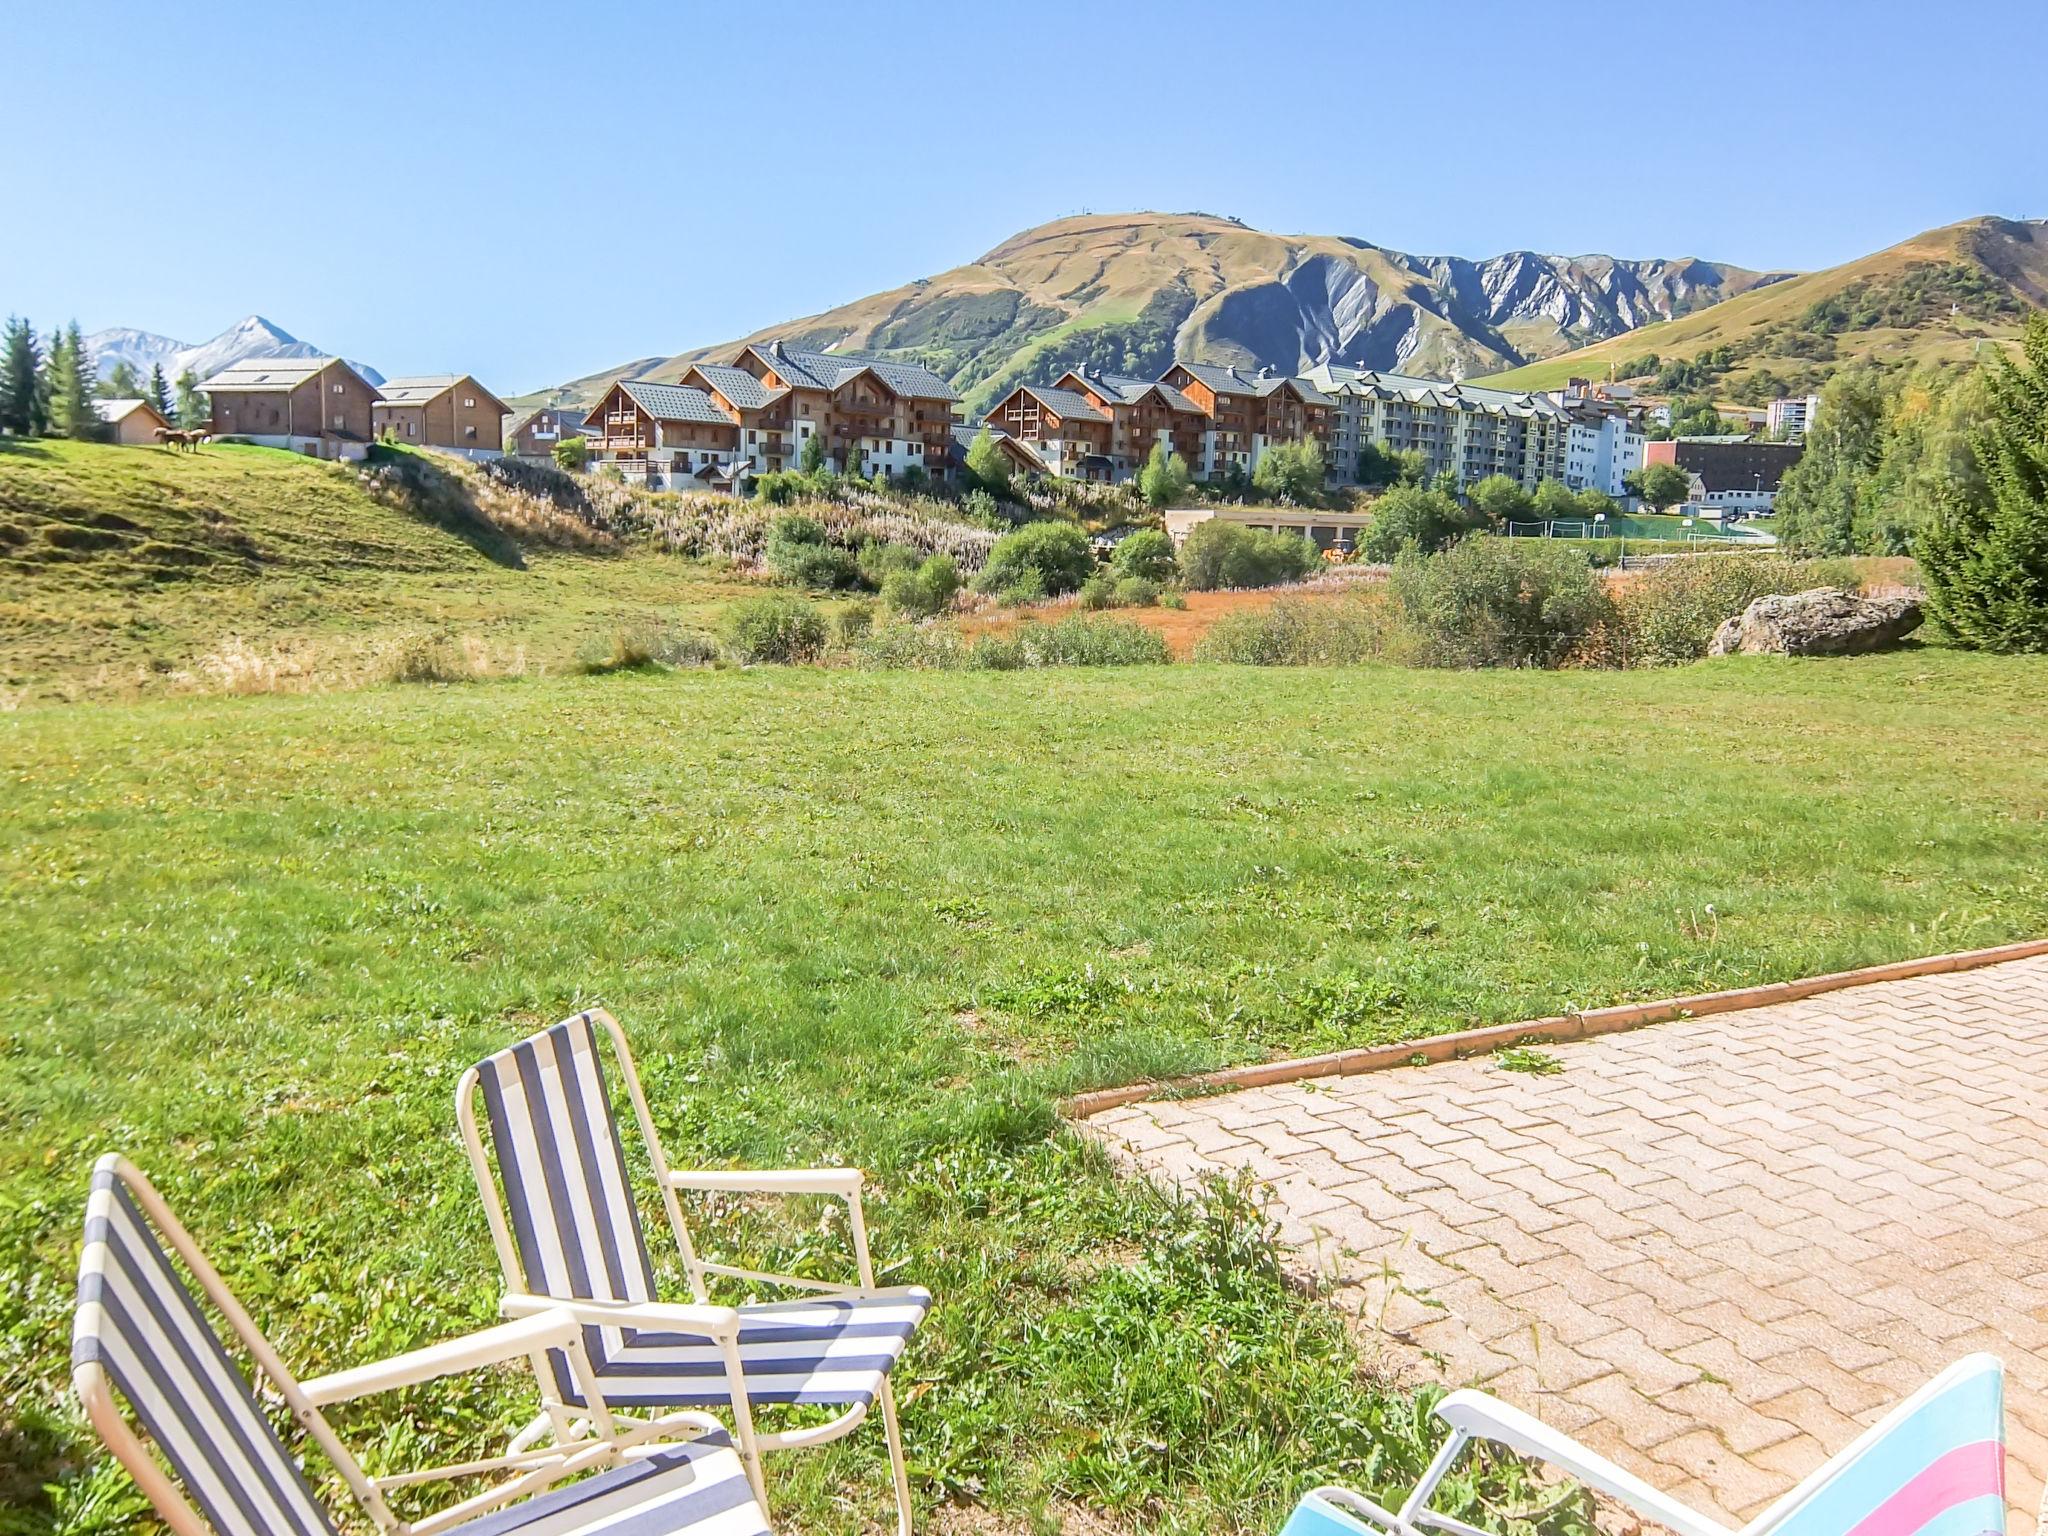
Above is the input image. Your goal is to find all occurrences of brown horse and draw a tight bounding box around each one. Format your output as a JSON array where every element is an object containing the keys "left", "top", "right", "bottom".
[{"left": 153, "top": 427, "right": 210, "bottom": 452}]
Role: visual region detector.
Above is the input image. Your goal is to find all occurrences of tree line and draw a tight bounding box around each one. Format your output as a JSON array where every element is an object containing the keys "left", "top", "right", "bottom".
[{"left": 0, "top": 316, "right": 209, "bottom": 438}]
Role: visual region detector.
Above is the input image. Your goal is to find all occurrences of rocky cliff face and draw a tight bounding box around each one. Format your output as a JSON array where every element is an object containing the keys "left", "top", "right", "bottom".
[{"left": 536, "top": 212, "right": 1787, "bottom": 413}]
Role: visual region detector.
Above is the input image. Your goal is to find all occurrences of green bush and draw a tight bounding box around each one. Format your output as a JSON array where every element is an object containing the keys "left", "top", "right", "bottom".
[
  {"left": 880, "top": 553, "right": 962, "bottom": 620},
  {"left": 1179, "top": 520, "right": 1319, "bottom": 591},
  {"left": 1017, "top": 615, "right": 1170, "bottom": 666},
  {"left": 854, "top": 614, "right": 1167, "bottom": 669},
  {"left": 857, "top": 539, "right": 921, "bottom": 586},
  {"left": 721, "top": 595, "right": 828, "bottom": 663},
  {"left": 1615, "top": 554, "right": 1863, "bottom": 666},
  {"left": 1076, "top": 573, "right": 1118, "bottom": 610},
  {"left": 834, "top": 601, "right": 876, "bottom": 647},
  {"left": 1158, "top": 589, "right": 1187, "bottom": 610},
  {"left": 764, "top": 512, "right": 860, "bottom": 590},
  {"left": 975, "top": 519, "right": 1096, "bottom": 597},
  {"left": 1112, "top": 528, "right": 1178, "bottom": 583},
  {"left": 1113, "top": 576, "right": 1161, "bottom": 608},
  {"left": 1192, "top": 598, "right": 1393, "bottom": 664},
  {"left": 578, "top": 621, "right": 718, "bottom": 673},
  {"left": 1361, "top": 484, "right": 1484, "bottom": 560},
  {"left": 1389, "top": 538, "right": 1613, "bottom": 668}
]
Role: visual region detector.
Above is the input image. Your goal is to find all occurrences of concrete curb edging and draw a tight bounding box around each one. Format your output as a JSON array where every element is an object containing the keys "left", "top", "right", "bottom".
[{"left": 1060, "top": 936, "right": 2048, "bottom": 1120}]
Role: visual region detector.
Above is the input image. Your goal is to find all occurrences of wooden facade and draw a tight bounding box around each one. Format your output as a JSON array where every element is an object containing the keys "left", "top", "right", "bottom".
[
  {"left": 372, "top": 376, "right": 510, "bottom": 455},
  {"left": 204, "top": 359, "right": 379, "bottom": 460}
]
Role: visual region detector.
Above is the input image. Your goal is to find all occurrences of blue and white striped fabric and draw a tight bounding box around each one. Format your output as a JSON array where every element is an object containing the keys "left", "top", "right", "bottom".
[
  {"left": 72, "top": 1162, "right": 339, "bottom": 1536},
  {"left": 447, "top": 1434, "right": 769, "bottom": 1536},
  {"left": 476, "top": 1014, "right": 929, "bottom": 1412}
]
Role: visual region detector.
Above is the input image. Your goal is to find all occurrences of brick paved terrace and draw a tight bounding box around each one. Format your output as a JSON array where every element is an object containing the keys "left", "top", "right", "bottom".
[{"left": 1082, "top": 954, "right": 2048, "bottom": 1534}]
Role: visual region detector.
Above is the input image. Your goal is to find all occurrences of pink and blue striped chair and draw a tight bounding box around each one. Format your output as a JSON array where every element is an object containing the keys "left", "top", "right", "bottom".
[{"left": 1280, "top": 1353, "right": 2005, "bottom": 1536}]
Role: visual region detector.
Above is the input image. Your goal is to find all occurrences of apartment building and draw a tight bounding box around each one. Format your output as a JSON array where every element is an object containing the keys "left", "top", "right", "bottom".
[
  {"left": 1159, "top": 361, "right": 1335, "bottom": 479},
  {"left": 200, "top": 357, "right": 380, "bottom": 460},
  {"left": 1561, "top": 406, "right": 1645, "bottom": 498},
  {"left": 578, "top": 339, "right": 961, "bottom": 491},
  {"left": 980, "top": 384, "right": 1115, "bottom": 480},
  {"left": 507, "top": 404, "right": 587, "bottom": 460},
  {"left": 1766, "top": 393, "right": 1823, "bottom": 440},
  {"left": 1053, "top": 369, "right": 1208, "bottom": 473},
  {"left": 372, "top": 375, "right": 509, "bottom": 460},
  {"left": 1299, "top": 363, "right": 1570, "bottom": 490}
]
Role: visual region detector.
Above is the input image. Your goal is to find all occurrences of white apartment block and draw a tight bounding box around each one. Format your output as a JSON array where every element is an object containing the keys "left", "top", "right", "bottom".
[
  {"left": 1766, "top": 394, "right": 1823, "bottom": 440},
  {"left": 1300, "top": 363, "right": 1570, "bottom": 490},
  {"left": 1561, "top": 407, "right": 1645, "bottom": 498}
]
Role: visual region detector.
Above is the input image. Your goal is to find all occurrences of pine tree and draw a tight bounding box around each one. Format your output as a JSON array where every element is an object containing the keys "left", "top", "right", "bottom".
[
  {"left": 173, "top": 370, "right": 207, "bottom": 429},
  {"left": 105, "top": 359, "right": 143, "bottom": 399},
  {"left": 148, "top": 363, "right": 173, "bottom": 418},
  {"left": 0, "top": 316, "right": 43, "bottom": 436},
  {"left": 46, "top": 321, "right": 100, "bottom": 439},
  {"left": 1916, "top": 313, "right": 2048, "bottom": 652}
]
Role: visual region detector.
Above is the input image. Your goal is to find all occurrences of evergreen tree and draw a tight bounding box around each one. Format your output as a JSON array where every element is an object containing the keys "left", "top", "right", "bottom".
[
  {"left": 103, "top": 359, "right": 143, "bottom": 399},
  {"left": 173, "top": 370, "right": 207, "bottom": 429},
  {"left": 0, "top": 316, "right": 44, "bottom": 436},
  {"left": 46, "top": 321, "right": 100, "bottom": 438},
  {"left": 798, "top": 427, "right": 826, "bottom": 474},
  {"left": 1916, "top": 313, "right": 2048, "bottom": 652},
  {"left": 148, "top": 363, "right": 173, "bottom": 418}
]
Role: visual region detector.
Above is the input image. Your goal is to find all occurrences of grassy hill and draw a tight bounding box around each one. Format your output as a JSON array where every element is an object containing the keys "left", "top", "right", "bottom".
[
  {"left": 519, "top": 212, "right": 1778, "bottom": 417},
  {"left": 0, "top": 439, "right": 762, "bottom": 702},
  {"left": 1473, "top": 216, "right": 2048, "bottom": 396}
]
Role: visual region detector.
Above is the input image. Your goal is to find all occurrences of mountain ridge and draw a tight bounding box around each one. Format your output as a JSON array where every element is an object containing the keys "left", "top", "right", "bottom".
[
  {"left": 1471, "top": 215, "right": 2048, "bottom": 396},
  {"left": 518, "top": 211, "right": 1788, "bottom": 413},
  {"left": 85, "top": 315, "right": 386, "bottom": 389}
]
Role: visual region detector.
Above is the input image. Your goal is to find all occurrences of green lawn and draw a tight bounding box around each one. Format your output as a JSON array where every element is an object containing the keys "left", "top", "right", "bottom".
[{"left": 3, "top": 654, "right": 2045, "bottom": 1535}]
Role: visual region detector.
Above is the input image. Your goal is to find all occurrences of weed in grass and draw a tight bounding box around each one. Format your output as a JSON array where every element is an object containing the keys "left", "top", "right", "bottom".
[{"left": 1493, "top": 1046, "right": 1565, "bottom": 1076}]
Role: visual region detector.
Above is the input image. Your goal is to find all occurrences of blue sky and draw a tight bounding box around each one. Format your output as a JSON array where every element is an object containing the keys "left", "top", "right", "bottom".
[{"left": 8, "top": 0, "right": 2040, "bottom": 394}]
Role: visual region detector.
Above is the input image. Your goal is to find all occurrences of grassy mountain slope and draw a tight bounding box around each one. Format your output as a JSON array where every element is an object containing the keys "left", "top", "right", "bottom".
[
  {"left": 520, "top": 212, "right": 1778, "bottom": 416},
  {"left": 1473, "top": 217, "right": 2048, "bottom": 395},
  {"left": 0, "top": 440, "right": 756, "bottom": 700}
]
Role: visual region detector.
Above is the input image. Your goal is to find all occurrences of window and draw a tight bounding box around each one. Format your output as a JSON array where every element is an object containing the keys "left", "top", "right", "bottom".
[
  {"left": 334, "top": 414, "right": 345, "bottom": 429},
  {"left": 464, "top": 397, "right": 476, "bottom": 408},
  {"left": 332, "top": 383, "right": 344, "bottom": 394}
]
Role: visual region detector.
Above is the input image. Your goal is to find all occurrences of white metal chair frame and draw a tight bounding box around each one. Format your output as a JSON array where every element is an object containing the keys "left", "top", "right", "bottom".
[
  {"left": 74, "top": 1155, "right": 745, "bottom": 1536},
  {"left": 455, "top": 1008, "right": 918, "bottom": 1535},
  {"left": 1311, "top": 1352, "right": 2006, "bottom": 1536}
]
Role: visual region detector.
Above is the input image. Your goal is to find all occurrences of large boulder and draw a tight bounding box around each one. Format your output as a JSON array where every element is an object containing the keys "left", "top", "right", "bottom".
[{"left": 1708, "top": 587, "right": 1923, "bottom": 657}]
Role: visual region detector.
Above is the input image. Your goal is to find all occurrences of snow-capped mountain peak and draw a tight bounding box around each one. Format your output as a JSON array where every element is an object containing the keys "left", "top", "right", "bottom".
[{"left": 84, "top": 315, "right": 384, "bottom": 387}]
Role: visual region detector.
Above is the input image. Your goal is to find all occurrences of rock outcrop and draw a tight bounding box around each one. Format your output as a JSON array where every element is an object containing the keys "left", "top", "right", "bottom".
[{"left": 1708, "top": 588, "right": 1924, "bottom": 657}]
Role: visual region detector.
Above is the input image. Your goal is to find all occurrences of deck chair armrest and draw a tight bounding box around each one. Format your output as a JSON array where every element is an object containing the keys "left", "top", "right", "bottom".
[
  {"left": 499, "top": 1291, "right": 742, "bottom": 1339},
  {"left": 665, "top": 1167, "right": 866, "bottom": 1197},
  {"left": 300, "top": 1309, "right": 585, "bottom": 1407},
  {"left": 1432, "top": 1390, "right": 1736, "bottom": 1536}
]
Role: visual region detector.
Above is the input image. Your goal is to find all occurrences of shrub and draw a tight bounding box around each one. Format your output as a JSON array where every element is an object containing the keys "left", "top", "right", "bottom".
[
  {"left": 385, "top": 635, "right": 473, "bottom": 684},
  {"left": 1139, "top": 441, "right": 1194, "bottom": 508},
  {"left": 1360, "top": 484, "right": 1483, "bottom": 559},
  {"left": 721, "top": 595, "right": 828, "bottom": 663},
  {"left": 1613, "top": 554, "right": 1863, "bottom": 666},
  {"left": 857, "top": 539, "right": 921, "bottom": 586},
  {"left": 1250, "top": 438, "right": 1327, "bottom": 505},
  {"left": 1076, "top": 573, "right": 1118, "bottom": 610},
  {"left": 880, "top": 553, "right": 961, "bottom": 619},
  {"left": 1113, "top": 576, "right": 1161, "bottom": 608},
  {"left": 1017, "top": 615, "right": 1170, "bottom": 666},
  {"left": 834, "top": 602, "right": 876, "bottom": 647},
  {"left": 1179, "top": 520, "right": 1319, "bottom": 590},
  {"left": 975, "top": 520, "right": 1095, "bottom": 597},
  {"left": 1158, "top": 589, "right": 1188, "bottom": 610},
  {"left": 1389, "top": 538, "right": 1614, "bottom": 668},
  {"left": 579, "top": 621, "right": 719, "bottom": 673},
  {"left": 1112, "top": 528, "right": 1178, "bottom": 583},
  {"left": 853, "top": 623, "right": 969, "bottom": 670},
  {"left": 551, "top": 436, "right": 588, "bottom": 472},
  {"left": 1193, "top": 597, "right": 1394, "bottom": 664},
  {"left": 1467, "top": 473, "right": 1533, "bottom": 526},
  {"left": 959, "top": 488, "right": 1007, "bottom": 528}
]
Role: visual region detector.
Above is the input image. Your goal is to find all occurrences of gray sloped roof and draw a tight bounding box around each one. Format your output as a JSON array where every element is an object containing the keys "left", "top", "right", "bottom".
[
  {"left": 688, "top": 363, "right": 777, "bottom": 410},
  {"left": 613, "top": 379, "right": 734, "bottom": 425},
  {"left": 1170, "top": 360, "right": 1253, "bottom": 396},
  {"left": 1064, "top": 368, "right": 1204, "bottom": 414},
  {"left": 201, "top": 356, "right": 361, "bottom": 391},
  {"left": 1017, "top": 385, "right": 1111, "bottom": 423},
  {"left": 94, "top": 398, "right": 159, "bottom": 423},
  {"left": 745, "top": 341, "right": 957, "bottom": 401}
]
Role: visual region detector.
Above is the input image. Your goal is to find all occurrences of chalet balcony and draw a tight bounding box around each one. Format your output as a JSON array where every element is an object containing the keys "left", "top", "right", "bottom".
[{"left": 835, "top": 397, "right": 893, "bottom": 417}]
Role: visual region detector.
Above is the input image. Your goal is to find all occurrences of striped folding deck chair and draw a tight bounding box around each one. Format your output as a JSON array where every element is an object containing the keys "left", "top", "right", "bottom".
[
  {"left": 73, "top": 1154, "right": 773, "bottom": 1536},
  {"left": 1276, "top": 1353, "right": 2005, "bottom": 1536},
  {"left": 457, "top": 1009, "right": 930, "bottom": 1536}
]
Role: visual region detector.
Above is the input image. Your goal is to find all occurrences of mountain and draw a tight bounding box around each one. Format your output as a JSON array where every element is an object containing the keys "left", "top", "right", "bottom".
[
  {"left": 526, "top": 212, "right": 1786, "bottom": 415},
  {"left": 1471, "top": 217, "right": 2048, "bottom": 396},
  {"left": 85, "top": 315, "right": 385, "bottom": 388}
]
